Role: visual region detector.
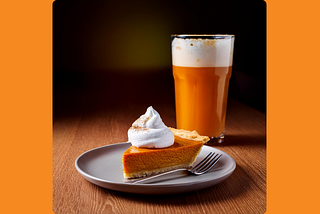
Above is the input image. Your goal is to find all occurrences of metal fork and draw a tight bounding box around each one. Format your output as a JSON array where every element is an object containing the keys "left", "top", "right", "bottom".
[{"left": 124, "top": 152, "right": 222, "bottom": 184}]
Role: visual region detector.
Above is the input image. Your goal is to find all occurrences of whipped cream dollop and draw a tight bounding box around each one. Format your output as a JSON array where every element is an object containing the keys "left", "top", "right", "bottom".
[{"left": 128, "top": 106, "right": 174, "bottom": 148}]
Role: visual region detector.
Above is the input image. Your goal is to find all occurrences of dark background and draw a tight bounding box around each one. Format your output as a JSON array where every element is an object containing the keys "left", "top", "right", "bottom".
[{"left": 53, "top": 0, "right": 266, "bottom": 119}]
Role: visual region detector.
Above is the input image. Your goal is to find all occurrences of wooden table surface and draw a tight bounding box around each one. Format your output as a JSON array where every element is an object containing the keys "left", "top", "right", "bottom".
[{"left": 53, "top": 71, "right": 266, "bottom": 214}]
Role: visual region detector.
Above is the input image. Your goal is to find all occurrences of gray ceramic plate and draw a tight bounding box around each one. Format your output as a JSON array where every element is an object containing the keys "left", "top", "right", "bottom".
[{"left": 75, "top": 142, "right": 236, "bottom": 194}]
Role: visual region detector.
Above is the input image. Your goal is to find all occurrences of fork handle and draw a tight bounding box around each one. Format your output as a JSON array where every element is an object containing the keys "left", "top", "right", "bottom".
[{"left": 124, "top": 168, "right": 188, "bottom": 184}]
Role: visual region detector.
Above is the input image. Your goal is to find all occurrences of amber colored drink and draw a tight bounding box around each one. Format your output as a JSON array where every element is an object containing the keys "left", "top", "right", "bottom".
[
  {"left": 171, "top": 34, "right": 234, "bottom": 141},
  {"left": 173, "top": 65, "right": 232, "bottom": 137}
]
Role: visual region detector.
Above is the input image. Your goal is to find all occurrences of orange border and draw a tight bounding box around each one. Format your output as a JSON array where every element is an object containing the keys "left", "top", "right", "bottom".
[
  {"left": 267, "top": 0, "right": 319, "bottom": 213},
  {"left": 1, "top": 0, "right": 319, "bottom": 213},
  {"left": 0, "top": 0, "right": 53, "bottom": 213}
]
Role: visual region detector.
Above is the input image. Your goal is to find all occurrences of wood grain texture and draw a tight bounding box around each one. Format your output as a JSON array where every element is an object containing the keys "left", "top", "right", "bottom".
[{"left": 53, "top": 83, "right": 266, "bottom": 214}]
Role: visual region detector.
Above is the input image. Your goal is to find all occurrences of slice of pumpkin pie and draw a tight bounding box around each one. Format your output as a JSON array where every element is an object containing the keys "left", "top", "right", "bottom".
[{"left": 122, "top": 106, "right": 210, "bottom": 179}]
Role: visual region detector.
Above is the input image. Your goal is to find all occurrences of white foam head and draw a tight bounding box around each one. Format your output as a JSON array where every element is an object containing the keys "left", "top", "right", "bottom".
[{"left": 172, "top": 35, "right": 234, "bottom": 67}]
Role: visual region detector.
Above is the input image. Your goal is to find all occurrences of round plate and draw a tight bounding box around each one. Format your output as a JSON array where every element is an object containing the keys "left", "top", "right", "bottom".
[{"left": 75, "top": 142, "right": 236, "bottom": 194}]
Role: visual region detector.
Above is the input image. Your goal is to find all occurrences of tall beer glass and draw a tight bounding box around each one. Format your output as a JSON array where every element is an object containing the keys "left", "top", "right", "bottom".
[{"left": 171, "top": 34, "right": 234, "bottom": 143}]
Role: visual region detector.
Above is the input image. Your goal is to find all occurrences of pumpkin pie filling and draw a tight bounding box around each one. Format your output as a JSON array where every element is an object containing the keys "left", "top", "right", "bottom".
[{"left": 123, "top": 127, "right": 210, "bottom": 179}]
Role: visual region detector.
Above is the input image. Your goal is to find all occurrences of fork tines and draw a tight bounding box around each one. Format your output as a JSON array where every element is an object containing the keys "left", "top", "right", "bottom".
[{"left": 191, "top": 152, "right": 222, "bottom": 174}]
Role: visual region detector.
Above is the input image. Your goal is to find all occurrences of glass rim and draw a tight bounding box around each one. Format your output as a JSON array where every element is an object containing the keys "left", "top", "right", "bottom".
[{"left": 171, "top": 34, "right": 234, "bottom": 39}]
